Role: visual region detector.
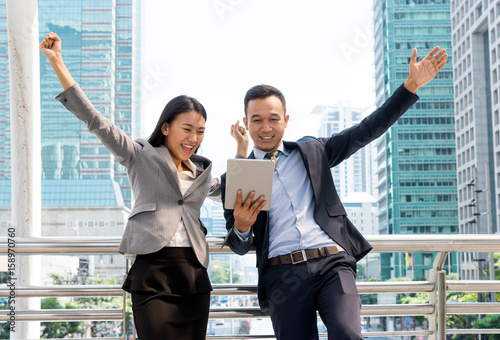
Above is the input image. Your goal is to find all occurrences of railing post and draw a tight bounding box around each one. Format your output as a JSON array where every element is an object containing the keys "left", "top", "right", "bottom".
[
  {"left": 433, "top": 252, "right": 448, "bottom": 340},
  {"left": 429, "top": 269, "right": 437, "bottom": 340},
  {"left": 437, "top": 270, "right": 447, "bottom": 340}
]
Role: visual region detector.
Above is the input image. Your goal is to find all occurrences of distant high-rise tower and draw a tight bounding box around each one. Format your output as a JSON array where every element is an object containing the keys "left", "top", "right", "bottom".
[
  {"left": 373, "top": 0, "right": 459, "bottom": 280},
  {"left": 451, "top": 0, "right": 499, "bottom": 280},
  {"left": 314, "top": 103, "right": 375, "bottom": 199},
  {"left": 0, "top": 0, "right": 142, "bottom": 208}
]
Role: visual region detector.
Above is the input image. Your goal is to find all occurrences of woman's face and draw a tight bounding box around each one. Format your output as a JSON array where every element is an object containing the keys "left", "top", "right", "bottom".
[{"left": 162, "top": 110, "right": 206, "bottom": 168}]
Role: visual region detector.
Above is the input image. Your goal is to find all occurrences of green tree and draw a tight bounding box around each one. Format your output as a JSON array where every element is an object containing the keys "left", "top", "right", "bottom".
[
  {"left": 470, "top": 252, "right": 500, "bottom": 338},
  {"left": 41, "top": 298, "right": 83, "bottom": 339},
  {"left": 397, "top": 272, "right": 500, "bottom": 339},
  {"left": 44, "top": 273, "right": 129, "bottom": 338},
  {"left": 209, "top": 260, "right": 229, "bottom": 284},
  {"left": 208, "top": 260, "right": 240, "bottom": 284},
  {"left": 474, "top": 315, "right": 500, "bottom": 339}
]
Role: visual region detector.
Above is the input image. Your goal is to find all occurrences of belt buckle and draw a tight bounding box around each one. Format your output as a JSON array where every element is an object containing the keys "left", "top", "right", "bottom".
[{"left": 290, "top": 250, "right": 307, "bottom": 264}]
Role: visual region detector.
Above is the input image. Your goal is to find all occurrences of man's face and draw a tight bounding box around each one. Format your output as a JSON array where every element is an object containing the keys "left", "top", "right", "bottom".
[{"left": 243, "top": 96, "right": 289, "bottom": 152}]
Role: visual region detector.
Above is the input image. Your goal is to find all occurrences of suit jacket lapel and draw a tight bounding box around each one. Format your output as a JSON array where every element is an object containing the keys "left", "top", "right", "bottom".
[
  {"left": 248, "top": 149, "right": 271, "bottom": 260},
  {"left": 286, "top": 140, "right": 322, "bottom": 202}
]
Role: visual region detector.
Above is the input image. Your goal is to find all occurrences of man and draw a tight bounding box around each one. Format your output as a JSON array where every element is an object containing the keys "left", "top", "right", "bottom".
[{"left": 221, "top": 47, "right": 448, "bottom": 339}]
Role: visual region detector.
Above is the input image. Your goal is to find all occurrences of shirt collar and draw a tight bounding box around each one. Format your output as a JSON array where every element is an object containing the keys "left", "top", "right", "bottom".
[
  {"left": 253, "top": 142, "right": 289, "bottom": 160},
  {"left": 179, "top": 158, "right": 200, "bottom": 179}
]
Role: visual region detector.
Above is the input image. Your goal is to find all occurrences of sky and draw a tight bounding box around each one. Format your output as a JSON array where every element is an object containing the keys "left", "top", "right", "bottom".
[{"left": 142, "top": 0, "right": 377, "bottom": 175}]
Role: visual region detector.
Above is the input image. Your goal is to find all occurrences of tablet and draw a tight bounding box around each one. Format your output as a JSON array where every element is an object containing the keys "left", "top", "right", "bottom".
[{"left": 225, "top": 159, "right": 274, "bottom": 211}]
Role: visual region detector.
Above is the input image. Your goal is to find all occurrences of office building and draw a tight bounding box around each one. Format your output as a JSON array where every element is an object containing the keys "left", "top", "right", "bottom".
[
  {"left": 451, "top": 0, "right": 500, "bottom": 280},
  {"left": 314, "top": 103, "right": 376, "bottom": 199},
  {"left": 0, "top": 0, "right": 142, "bottom": 209},
  {"left": 343, "top": 192, "right": 380, "bottom": 280},
  {"left": 373, "top": 0, "right": 459, "bottom": 280}
]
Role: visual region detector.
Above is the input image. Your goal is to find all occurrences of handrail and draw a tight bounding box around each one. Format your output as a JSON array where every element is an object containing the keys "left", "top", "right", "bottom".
[
  {"left": 447, "top": 280, "right": 500, "bottom": 292},
  {"left": 1, "top": 234, "right": 499, "bottom": 254},
  {"left": 0, "top": 285, "right": 124, "bottom": 297},
  {"left": 0, "top": 309, "right": 123, "bottom": 322},
  {"left": 0, "top": 235, "right": 499, "bottom": 339},
  {"left": 2, "top": 280, "right": 498, "bottom": 298},
  {"left": 446, "top": 302, "right": 500, "bottom": 314}
]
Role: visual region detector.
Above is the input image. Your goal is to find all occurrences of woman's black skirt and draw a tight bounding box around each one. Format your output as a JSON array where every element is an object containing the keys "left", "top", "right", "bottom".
[{"left": 122, "top": 247, "right": 212, "bottom": 340}]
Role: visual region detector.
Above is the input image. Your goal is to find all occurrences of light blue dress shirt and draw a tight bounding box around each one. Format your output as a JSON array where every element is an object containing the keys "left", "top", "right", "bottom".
[{"left": 234, "top": 143, "right": 337, "bottom": 258}]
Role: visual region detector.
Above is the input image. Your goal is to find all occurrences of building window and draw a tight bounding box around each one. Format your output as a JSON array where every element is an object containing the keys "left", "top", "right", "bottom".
[{"left": 423, "top": 254, "right": 432, "bottom": 266}]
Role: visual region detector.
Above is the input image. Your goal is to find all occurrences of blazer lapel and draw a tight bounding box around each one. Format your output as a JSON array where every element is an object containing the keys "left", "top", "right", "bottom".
[
  {"left": 154, "top": 145, "right": 182, "bottom": 196},
  {"left": 183, "top": 155, "right": 212, "bottom": 197}
]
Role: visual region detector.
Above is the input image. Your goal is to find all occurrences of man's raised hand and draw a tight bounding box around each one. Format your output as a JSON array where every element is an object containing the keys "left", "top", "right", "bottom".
[{"left": 404, "top": 46, "right": 448, "bottom": 93}]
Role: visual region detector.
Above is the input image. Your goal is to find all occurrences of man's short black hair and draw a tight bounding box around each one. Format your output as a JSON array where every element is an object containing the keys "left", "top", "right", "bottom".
[{"left": 244, "top": 85, "right": 286, "bottom": 116}]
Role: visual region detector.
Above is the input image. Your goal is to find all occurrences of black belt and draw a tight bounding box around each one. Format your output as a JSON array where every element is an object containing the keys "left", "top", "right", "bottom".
[{"left": 267, "top": 245, "right": 346, "bottom": 267}]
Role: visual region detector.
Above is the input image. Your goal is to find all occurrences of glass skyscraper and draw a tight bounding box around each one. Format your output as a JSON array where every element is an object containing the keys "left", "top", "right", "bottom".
[
  {"left": 0, "top": 0, "right": 142, "bottom": 209},
  {"left": 373, "top": 0, "right": 459, "bottom": 279}
]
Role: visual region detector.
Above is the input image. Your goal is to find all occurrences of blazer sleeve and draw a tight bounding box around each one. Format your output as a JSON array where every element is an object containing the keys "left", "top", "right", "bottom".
[
  {"left": 207, "top": 176, "right": 222, "bottom": 203},
  {"left": 56, "top": 83, "right": 142, "bottom": 168},
  {"left": 320, "top": 83, "right": 419, "bottom": 167}
]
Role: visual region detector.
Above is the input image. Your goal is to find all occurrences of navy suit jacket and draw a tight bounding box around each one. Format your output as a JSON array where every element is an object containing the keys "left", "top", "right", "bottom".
[{"left": 221, "top": 84, "right": 419, "bottom": 310}]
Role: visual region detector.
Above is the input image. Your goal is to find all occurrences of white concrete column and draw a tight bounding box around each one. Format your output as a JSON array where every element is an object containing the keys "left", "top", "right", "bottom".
[{"left": 6, "top": 0, "right": 41, "bottom": 338}]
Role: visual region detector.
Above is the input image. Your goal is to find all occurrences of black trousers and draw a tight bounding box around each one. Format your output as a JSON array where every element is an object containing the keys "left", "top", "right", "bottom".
[
  {"left": 122, "top": 247, "right": 212, "bottom": 340},
  {"left": 262, "top": 251, "right": 363, "bottom": 340}
]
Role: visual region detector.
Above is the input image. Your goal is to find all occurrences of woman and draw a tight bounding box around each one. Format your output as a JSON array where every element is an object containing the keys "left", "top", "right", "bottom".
[{"left": 40, "top": 32, "right": 247, "bottom": 340}]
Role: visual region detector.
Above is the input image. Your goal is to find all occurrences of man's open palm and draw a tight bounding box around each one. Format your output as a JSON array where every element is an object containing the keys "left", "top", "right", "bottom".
[{"left": 407, "top": 46, "right": 448, "bottom": 90}]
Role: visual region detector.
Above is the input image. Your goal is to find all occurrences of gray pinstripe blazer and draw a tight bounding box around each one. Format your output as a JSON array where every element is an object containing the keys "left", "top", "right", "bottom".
[{"left": 56, "top": 83, "right": 220, "bottom": 268}]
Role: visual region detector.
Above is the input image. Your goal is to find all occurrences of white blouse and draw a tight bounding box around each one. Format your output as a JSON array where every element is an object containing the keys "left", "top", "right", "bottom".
[{"left": 165, "top": 159, "right": 199, "bottom": 247}]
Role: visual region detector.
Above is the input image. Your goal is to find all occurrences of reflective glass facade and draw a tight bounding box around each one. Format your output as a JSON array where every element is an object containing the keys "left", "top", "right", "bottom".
[
  {"left": 0, "top": 178, "right": 123, "bottom": 207},
  {"left": 373, "top": 0, "right": 459, "bottom": 279},
  {"left": 0, "top": 0, "right": 141, "bottom": 208}
]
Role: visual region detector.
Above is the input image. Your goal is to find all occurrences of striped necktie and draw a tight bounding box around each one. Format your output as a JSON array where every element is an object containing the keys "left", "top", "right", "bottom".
[{"left": 265, "top": 150, "right": 279, "bottom": 170}]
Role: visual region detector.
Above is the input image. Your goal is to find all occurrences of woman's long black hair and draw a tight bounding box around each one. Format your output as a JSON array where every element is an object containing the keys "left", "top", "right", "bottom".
[{"left": 148, "top": 95, "right": 207, "bottom": 149}]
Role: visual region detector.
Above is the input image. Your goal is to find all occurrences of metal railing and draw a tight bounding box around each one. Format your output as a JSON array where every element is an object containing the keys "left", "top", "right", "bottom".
[{"left": 0, "top": 234, "right": 499, "bottom": 339}]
